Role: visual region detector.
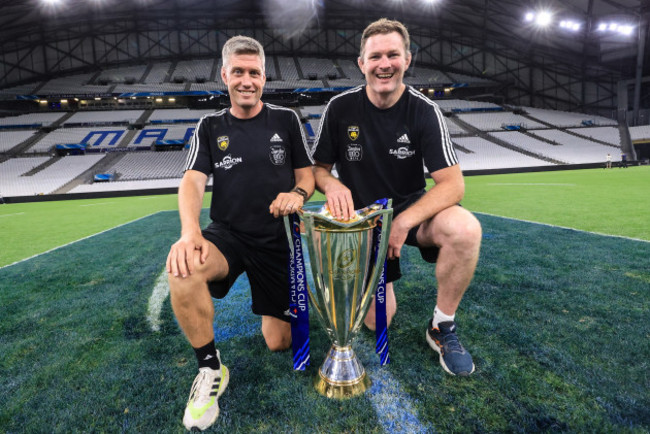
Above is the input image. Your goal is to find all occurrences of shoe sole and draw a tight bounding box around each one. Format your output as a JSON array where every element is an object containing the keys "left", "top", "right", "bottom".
[
  {"left": 426, "top": 331, "right": 475, "bottom": 377},
  {"left": 186, "top": 364, "right": 230, "bottom": 432}
]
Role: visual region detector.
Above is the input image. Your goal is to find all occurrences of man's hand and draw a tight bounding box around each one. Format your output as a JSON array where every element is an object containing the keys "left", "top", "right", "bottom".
[
  {"left": 325, "top": 184, "right": 355, "bottom": 221},
  {"left": 387, "top": 216, "right": 410, "bottom": 260},
  {"left": 269, "top": 191, "right": 304, "bottom": 217},
  {"left": 166, "top": 232, "right": 210, "bottom": 278}
]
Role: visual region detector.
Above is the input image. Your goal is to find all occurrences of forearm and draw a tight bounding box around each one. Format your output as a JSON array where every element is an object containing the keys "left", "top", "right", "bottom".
[
  {"left": 397, "top": 166, "right": 465, "bottom": 231},
  {"left": 177, "top": 173, "right": 207, "bottom": 236},
  {"left": 313, "top": 164, "right": 344, "bottom": 194},
  {"left": 292, "top": 167, "right": 316, "bottom": 201}
]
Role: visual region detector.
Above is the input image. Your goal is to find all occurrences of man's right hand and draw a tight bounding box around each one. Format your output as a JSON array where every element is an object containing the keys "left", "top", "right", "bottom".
[
  {"left": 166, "top": 232, "right": 210, "bottom": 278},
  {"left": 313, "top": 163, "right": 355, "bottom": 220}
]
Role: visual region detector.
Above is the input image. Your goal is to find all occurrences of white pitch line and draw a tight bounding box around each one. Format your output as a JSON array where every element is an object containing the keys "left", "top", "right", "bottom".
[
  {"left": 0, "top": 212, "right": 25, "bottom": 218},
  {"left": 486, "top": 183, "right": 576, "bottom": 186},
  {"left": 475, "top": 211, "right": 650, "bottom": 243},
  {"left": 358, "top": 335, "right": 432, "bottom": 433},
  {"left": 79, "top": 202, "right": 116, "bottom": 207},
  {"left": 147, "top": 269, "right": 170, "bottom": 332}
]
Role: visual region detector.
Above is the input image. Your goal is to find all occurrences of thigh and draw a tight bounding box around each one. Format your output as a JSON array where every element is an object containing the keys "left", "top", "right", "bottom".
[
  {"left": 244, "top": 241, "right": 292, "bottom": 322},
  {"left": 202, "top": 223, "right": 246, "bottom": 299}
]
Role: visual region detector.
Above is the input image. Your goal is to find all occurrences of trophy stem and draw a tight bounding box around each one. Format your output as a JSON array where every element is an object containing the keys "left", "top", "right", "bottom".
[{"left": 313, "top": 345, "right": 372, "bottom": 399}]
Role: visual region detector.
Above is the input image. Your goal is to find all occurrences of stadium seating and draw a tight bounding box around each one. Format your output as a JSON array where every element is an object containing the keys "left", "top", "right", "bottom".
[{"left": 453, "top": 136, "right": 548, "bottom": 170}]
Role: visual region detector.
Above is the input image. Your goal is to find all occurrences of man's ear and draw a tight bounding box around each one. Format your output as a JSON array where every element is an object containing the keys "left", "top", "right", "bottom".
[
  {"left": 221, "top": 67, "right": 228, "bottom": 85},
  {"left": 357, "top": 56, "right": 365, "bottom": 74}
]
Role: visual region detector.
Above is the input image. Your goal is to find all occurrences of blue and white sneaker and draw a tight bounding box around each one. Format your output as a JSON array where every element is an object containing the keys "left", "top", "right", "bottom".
[
  {"left": 426, "top": 320, "right": 475, "bottom": 376},
  {"left": 182, "top": 351, "right": 229, "bottom": 431}
]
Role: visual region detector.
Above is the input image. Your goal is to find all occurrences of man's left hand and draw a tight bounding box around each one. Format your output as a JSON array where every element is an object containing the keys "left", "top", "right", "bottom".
[{"left": 269, "top": 191, "right": 304, "bottom": 217}]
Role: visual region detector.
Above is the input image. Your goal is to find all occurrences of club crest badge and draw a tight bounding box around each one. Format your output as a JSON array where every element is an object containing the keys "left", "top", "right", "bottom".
[
  {"left": 347, "top": 126, "right": 360, "bottom": 141},
  {"left": 269, "top": 145, "right": 286, "bottom": 165},
  {"left": 217, "top": 136, "right": 229, "bottom": 151}
]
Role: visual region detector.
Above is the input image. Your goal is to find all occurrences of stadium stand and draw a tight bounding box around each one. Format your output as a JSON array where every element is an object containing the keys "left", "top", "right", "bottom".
[
  {"left": 27, "top": 127, "right": 129, "bottom": 153},
  {"left": 63, "top": 110, "right": 145, "bottom": 127},
  {"left": 453, "top": 136, "right": 548, "bottom": 171},
  {"left": 528, "top": 129, "right": 618, "bottom": 163},
  {"left": 0, "top": 112, "right": 67, "bottom": 128},
  {"left": 521, "top": 106, "right": 618, "bottom": 128},
  {"left": 434, "top": 99, "right": 502, "bottom": 113},
  {"left": 148, "top": 108, "right": 217, "bottom": 123},
  {"left": 0, "top": 154, "right": 105, "bottom": 196},
  {"left": 104, "top": 150, "right": 187, "bottom": 180},
  {"left": 567, "top": 126, "right": 621, "bottom": 146},
  {"left": 0, "top": 131, "right": 38, "bottom": 153},
  {"left": 456, "top": 112, "right": 547, "bottom": 131},
  {"left": 97, "top": 64, "right": 148, "bottom": 84},
  {"left": 629, "top": 125, "right": 650, "bottom": 141}
]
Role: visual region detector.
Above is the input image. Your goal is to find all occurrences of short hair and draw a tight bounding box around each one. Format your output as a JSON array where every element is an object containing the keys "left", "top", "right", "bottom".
[
  {"left": 221, "top": 35, "right": 265, "bottom": 72},
  {"left": 359, "top": 18, "right": 410, "bottom": 60}
]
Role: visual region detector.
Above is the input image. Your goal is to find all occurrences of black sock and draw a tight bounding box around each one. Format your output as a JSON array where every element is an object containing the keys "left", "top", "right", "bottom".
[{"left": 193, "top": 340, "right": 220, "bottom": 370}]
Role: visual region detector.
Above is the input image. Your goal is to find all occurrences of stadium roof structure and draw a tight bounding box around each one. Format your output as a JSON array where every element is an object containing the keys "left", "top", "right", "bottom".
[{"left": 0, "top": 0, "right": 648, "bottom": 114}]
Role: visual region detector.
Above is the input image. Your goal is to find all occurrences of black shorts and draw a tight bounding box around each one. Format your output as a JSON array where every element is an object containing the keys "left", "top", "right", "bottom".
[
  {"left": 385, "top": 224, "right": 439, "bottom": 283},
  {"left": 202, "top": 222, "right": 291, "bottom": 322}
]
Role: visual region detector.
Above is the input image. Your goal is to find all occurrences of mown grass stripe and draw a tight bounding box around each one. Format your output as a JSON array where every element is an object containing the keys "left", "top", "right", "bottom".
[
  {"left": 0, "top": 211, "right": 163, "bottom": 271},
  {"left": 476, "top": 211, "right": 650, "bottom": 243}
]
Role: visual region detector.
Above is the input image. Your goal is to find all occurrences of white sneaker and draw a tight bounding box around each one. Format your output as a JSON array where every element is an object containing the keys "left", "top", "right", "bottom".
[{"left": 182, "top": 351, "right": 229, "bottom": 431}]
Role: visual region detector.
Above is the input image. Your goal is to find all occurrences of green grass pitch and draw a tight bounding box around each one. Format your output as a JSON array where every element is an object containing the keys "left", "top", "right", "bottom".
[{"left": 0, "top": 167, "right": 649, "bottom": 432}]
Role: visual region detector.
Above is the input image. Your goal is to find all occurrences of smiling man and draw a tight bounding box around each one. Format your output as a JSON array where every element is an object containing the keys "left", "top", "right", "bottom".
[
  {"left": 312, "top": 19, "right": 482, "bottom": 377},
  {"left": 166, "top": 36, "right": 314, "bottom": 431}
]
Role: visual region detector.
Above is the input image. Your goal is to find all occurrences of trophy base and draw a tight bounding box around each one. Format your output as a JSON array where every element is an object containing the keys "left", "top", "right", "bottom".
[{"left": 314, "top": 345, "right": 372, "bottom": 399}]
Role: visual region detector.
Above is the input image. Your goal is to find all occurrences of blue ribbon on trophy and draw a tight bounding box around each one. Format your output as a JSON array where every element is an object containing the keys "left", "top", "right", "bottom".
[
  {"left": 287, "top": 212, "right": 310, "bottom": 371},
  {"left": 372, "top": 198, "right": 390, "bottom": 365}
]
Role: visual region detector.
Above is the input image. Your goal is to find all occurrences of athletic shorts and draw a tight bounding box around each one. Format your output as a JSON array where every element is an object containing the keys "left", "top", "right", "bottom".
[
  {"left": 385, "top": 224, "right": 439, "bottom": 283},
  {"left": 384, "top": 192, "right": 446, "bottom": 283},
  {"left": 201, "top": 222, "right": 291, "bottom": 323}
]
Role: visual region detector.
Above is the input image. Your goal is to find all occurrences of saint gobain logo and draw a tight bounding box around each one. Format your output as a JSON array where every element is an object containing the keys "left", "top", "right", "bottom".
[
  {"left": 346, "top": 143, "right": 362, "bottom": 161},
  {"left": 269, "top": 145, "right": 286, "bottom": 165},
  {"left": 214, "top": 154, "right": 243, "bottom": 170},
  {"left": 389, "top": 146, "right": 416, "bottom": 159}
]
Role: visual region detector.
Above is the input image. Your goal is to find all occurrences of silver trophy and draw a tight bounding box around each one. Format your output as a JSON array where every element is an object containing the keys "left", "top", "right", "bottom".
[{"left": 295, "top": 200, "right": 392, "bottom": 399}]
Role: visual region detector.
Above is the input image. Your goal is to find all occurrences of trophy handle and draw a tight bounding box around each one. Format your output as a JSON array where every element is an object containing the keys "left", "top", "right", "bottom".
[{"left": 349, "top": 207, "right": 393, "bottom": 335}]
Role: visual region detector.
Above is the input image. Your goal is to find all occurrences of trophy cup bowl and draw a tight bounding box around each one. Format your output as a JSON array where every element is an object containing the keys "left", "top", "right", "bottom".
[{"left": 298, "top": 201, "right": 392, "bottom": 399}]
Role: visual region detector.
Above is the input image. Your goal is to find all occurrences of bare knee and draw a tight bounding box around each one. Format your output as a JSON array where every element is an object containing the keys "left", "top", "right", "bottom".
[{"left": 261, "top": 316, "right": 291, "bottom": 351}]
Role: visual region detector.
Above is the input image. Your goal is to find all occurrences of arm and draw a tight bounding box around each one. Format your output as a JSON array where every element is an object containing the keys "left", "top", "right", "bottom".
[
  {"left": 166, "top": 170, "right": 209, "bottom": 277},
  {"left": 387, "top": 164, "right": 465, "bottom": 260},
  {"left": 269, "top": 166, "right": 316, "bottom": 217},
  {"left": 313, "top": 161, "right": 355, "bottom": 220}
]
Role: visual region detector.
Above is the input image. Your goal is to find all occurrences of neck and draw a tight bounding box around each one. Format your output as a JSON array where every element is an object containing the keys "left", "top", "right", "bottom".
[
  {"left": 230, "top": 100, "right": 263, "bottom": 119},
  {"left": 366, "top": 83, "right": 406, "bottom": 109}
]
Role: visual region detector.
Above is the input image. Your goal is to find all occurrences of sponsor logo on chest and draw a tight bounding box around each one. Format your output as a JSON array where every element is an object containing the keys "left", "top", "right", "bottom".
[
  {"left": 215, "top": 154, "right": 243, "bottom": 170},
  {"left": 346, "top": 143, "right": 363, "bottom": 161},
  {"left": 389, "top": 133, "right": 415, "bottom": 159},
  {"left": 269, "top": 145, "right": 286, "bottom": 165}
]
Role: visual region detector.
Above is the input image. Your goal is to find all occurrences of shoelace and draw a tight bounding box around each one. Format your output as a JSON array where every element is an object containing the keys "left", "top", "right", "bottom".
[
  {"left": 441, "top": 331, "right": 464, "bottom": 354},
  {"left": 189, "top": 369, "right": 217, "bottom": 406}
]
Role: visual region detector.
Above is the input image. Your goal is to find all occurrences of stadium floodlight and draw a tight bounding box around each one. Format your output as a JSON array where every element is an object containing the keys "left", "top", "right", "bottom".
[
  {"left": 596, "top": 22, "right": 635, "bottom": 36},
  {"left": 560, "top": 20, "right": 581, "bottom": 32},
  {"left": 524, "top": 10, "right": 553, "bottom": 27},
  {"left": 618, "top": 25, "right": 634, "bottom": 36},
  {"left": 536, "top": 11, "right": 552, "bottom": 27}
]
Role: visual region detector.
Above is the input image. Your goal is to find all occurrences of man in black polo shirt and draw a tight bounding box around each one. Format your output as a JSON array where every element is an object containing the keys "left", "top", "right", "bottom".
[
  {"left": 166, "top": 36, "right": 314, "bottom": 431},
  {"left": 312, "top": 19, "right": 481, "bottom": 377}
]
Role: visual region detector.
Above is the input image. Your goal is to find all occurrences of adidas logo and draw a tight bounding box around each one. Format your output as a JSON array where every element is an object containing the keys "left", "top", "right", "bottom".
[
  {"left": 397, "top": 134, "right": 410, "bottom": 144},
  {"left": 270, "top": 133, "right": 283, "bottom": 142}
]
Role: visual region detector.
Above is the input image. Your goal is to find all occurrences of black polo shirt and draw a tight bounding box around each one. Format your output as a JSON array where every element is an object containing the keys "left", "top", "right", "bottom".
[
  {"left": 312, "top": 85, "right": 457, "bottom": 215},
  {"left": 185, "top": 103, "right": 313, "bottom": 243}
]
